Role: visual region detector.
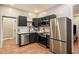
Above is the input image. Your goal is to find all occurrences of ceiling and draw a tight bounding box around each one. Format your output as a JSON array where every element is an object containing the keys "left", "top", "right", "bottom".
[{"left": 2, "top": 4, "right": 59, "bottom": 13}]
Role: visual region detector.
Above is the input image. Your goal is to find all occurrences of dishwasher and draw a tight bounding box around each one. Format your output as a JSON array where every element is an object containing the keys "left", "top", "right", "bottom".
[{"left": 19, "top": 34, "right": 29, "bottom": 46}]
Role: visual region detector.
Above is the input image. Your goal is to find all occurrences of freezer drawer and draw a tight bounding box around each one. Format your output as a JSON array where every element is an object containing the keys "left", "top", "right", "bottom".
[
  {"left": 50, "top": 39, "right": 67, "bottom": 54},
  {"left": 61, "top": 42, "right": 67, "bottom": 54},
  {"left": 50, "top": 39, "right": 61, "bottom": 54},
  {"left": 53, "top": 40, "right": 61, "bottom": 54}
]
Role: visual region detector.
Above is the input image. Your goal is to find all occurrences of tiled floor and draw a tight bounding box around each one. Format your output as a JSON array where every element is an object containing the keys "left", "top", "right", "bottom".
[{"left": 0, "top": 39, "right": 51, "bottom": 54}]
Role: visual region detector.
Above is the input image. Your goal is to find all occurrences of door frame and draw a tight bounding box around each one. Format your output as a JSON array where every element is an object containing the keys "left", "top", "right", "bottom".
[
  {"left": 1, "top": 16, "right": 17, "bottom": 48},
  {"left": 13, "top": 18, "right": 16, "bottom": 39}
]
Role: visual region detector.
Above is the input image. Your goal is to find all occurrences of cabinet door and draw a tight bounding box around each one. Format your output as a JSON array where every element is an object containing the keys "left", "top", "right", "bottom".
[
  {"left": 29, "top": 33, "right": 37, "bottom": 43},
  {"left": 18, "top": 16, "right": 27, "bottom": 26},
  {"left": 46, "top": 35, "right": 50, "bottom": 48},
  {"left": 38, "top": 19, "right": 41, "bottom": 26},
  {"left": 32, "top": 18, "right": 38, "bottom": 27},
  {"left": 29, "top": 33, "right": 33, "bottom": 43},
  {"left": 34, "top": 33, "right": 38, "bottom": 42}
]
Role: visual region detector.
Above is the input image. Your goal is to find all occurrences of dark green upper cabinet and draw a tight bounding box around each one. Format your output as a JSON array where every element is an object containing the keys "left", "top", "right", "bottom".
[
  {"left": 18, "top": 16, "right": 27, "bottom": 26},
  {"left": 49, "top": 14, "right": 56, "bottom": 19},
  {"left": 32, "top": 18, "right": 39, "bottom": 27},
  {"left": 32, "top": 14, "right": 56, "bottom": 27},
  {"left": 38, "top": 18, "right": 41, "bottom": 26}
]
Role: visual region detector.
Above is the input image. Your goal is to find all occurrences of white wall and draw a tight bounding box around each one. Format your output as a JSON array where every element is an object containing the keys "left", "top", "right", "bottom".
[
  {"left": 0, "top": 16, "right": 1, "bottom": 48},
  {"left": 0, "top": 5, "right": 37, "bottom": 48},
  {"left": 0, "top": 15, "right": 2, "bottom": 48},
  {"left": 38, "top": 5, "right": 73, "bottom": 19},
  {"left": 0, "top": 17, "right": 1, "bottom": 40}
]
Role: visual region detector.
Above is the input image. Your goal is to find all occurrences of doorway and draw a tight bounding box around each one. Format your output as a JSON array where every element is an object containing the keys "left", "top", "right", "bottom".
[{"left": 2, "top": 16, "right": 16, "bottom": 48}]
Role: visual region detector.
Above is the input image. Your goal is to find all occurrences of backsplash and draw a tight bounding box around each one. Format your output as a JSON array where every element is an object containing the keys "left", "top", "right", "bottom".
[
  {"left": 18, "top": 25, "right": 50, "bottom": 33},
  {"left": 39, "top": 27, "right": 50, "bottom": 33},
  {"left": 18, "top": 27, "right": 29, "bottom": 33}
]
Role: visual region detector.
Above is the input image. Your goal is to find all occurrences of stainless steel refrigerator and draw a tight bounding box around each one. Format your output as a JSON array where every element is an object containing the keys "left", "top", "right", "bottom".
[{"left": 50, "top": 17, "right": 72, "bottom": 54}]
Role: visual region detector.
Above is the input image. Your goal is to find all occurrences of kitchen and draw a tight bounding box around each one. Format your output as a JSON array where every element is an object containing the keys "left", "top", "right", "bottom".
[{"left": 0, "top": 4, "right": 73, "bottom": 54}]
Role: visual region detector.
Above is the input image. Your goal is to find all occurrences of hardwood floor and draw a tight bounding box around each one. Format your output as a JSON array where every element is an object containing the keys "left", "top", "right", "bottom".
[
  {"left": 74, "top": 38, "right": 79, "bottom": 54},
  {"left": 0, "top": 39, "right": 51, "bottom": 54}
]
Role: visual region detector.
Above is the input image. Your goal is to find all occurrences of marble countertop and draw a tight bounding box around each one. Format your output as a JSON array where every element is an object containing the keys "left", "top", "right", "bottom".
[{"left": 17, "top": 31, "right": 50, "bottom": 35}]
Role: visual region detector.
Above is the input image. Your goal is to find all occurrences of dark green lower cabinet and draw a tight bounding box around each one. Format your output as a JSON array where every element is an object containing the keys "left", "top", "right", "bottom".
[
  {"left": 29, "top": 33, "right": 38, "bottom": 43},
  {"left": 46, "top": 35, "right": 50, "bottom": 48},
  {"left": 18, "top": 33, "right": 50, "bottom": 48}
]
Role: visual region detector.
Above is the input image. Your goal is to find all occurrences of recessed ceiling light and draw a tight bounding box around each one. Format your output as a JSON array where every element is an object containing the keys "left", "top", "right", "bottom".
[{"left": 34, "top": 10, "right": 39, "bottom": 13}]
